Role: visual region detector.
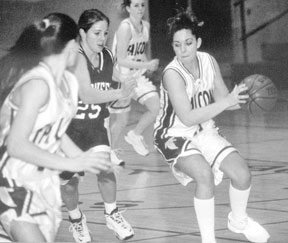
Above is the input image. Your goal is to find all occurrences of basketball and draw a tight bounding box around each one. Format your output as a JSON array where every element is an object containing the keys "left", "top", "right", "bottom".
[{"left": 240, "top": 74, "right": 278, "bottom": 114}]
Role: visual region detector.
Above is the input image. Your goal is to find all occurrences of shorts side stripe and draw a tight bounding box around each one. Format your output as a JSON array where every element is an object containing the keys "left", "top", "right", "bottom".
[
  {"left": 31, "top": 212, "right": 47, "bottom": 217},
  {"left": 23, "top": 190, "right": 33, "bottom": 215},
  {"left": 211, "top": 145, "right": 234, "bottom": 168}
]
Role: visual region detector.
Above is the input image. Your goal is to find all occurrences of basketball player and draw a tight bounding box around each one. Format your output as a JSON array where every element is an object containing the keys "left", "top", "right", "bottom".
[
  {"left": 154, "top": 11, "right": 270, "bottom": 243},
  {"left": 60, "top": 9, "right": 135, "bottom": 243},
  {"left": 109, "top": 0, "right": 160, "bottom": 160},
  {"left": 0, "top": 13, "right": 111, "bottom": 242}
]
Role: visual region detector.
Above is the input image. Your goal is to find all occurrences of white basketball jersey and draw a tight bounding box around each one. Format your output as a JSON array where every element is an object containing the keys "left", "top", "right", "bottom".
[
  {"left": 0, "top": 62, "right": 78, "bottom": 182},
  {"left": 112, "top": 18, "right": 149, "bottom": 77},
  {"left": 154, "top": 52, "right": 216, "bottom": 138}
]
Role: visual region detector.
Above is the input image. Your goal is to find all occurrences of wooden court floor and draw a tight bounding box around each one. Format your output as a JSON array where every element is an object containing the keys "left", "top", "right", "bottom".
[{"left": 56, "top": 92, "right": 288, "bottom": 243}]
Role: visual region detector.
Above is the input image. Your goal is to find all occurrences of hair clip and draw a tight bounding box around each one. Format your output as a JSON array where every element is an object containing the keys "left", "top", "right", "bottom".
[{"left": 42, "top": 19, "right": 50, "bottom": 29}]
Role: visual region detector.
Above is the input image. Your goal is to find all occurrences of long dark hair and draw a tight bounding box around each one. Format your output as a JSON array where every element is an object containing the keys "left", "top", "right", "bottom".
[
  {"left": 167, "top": 11, "right": 204, "bottom": 42},
  {"left": 0, "top": 13, "right": 78, "bottom": 107}
]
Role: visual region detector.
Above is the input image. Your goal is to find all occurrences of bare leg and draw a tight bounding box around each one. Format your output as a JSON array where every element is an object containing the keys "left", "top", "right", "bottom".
[
  {"left": 175, "top": 154, "right": 214, "bottom": 199},
  {"left": 220, "top": 152, "right": 252, "bottom": 220},
  {"left": 60, "top": 176, "right": 80, "bottom": 211},
  {"left": 133, "top": 95, "right": 159, "bottom": 136},
  {"left": 97, "top": 170, "right": 117, "bottom": 203},
  {"left": 110, "top": 112, "right": 129, "bottom": 149},
  {"left": 220, "top": 151, "right": 251, "bottom": 190},
  {"left": 10, "top": 220, "right": 46, "bottom": 242},
  {"left": 175, "top": 154, "right": 216, "bottom": 243}
]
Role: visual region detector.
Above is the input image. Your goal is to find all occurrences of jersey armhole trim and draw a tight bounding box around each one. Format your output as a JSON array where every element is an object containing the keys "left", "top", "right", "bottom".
[
  {"left": 162, "top": 67, "right": 187, "bottom": 91},
  {"left": 9, "top": 77, "right": 51, "bottom": 113}
]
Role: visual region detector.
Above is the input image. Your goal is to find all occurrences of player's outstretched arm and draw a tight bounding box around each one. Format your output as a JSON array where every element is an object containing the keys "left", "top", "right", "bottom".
[
  {"left": 60, "top": 134, "right": 112, "bottom": 174},
  {"left": 74, "top": 53, "right": 133, "bottom": 104}
]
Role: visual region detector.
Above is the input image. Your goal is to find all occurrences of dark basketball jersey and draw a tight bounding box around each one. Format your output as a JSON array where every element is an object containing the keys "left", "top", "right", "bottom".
[
  {"left": 74, "top": 46, "right": 114, "bottom": 121},
  {"left": 66, "top": 46, "right": 115, "bottom": 151}
]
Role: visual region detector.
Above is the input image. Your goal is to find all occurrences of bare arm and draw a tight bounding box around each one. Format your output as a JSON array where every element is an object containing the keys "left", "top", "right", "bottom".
[
  {"left": 212, "top": 56, "right": 245, "bottom": 110},
  {"left": 7, "top": 79, "right": 110, "bottom": 173},
  {"left": 163, "top": 69, "right": 248, "bottom": 127},
  {"left": 60, "top": 134, "right": 111, "bottom": 173},
  {"left": 75, "top": 53, "right": 133, "bottom": 104}
]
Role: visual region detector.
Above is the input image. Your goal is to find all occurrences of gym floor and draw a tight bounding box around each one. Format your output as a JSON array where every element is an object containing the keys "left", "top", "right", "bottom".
[{"left": 56, "top": 91, "right": 288, "bottom": 243}]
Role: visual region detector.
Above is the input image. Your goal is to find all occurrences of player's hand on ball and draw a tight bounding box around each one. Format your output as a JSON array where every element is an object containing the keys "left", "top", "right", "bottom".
[{"left": 227, "top": 84, "right": 249, "bottom": 108}]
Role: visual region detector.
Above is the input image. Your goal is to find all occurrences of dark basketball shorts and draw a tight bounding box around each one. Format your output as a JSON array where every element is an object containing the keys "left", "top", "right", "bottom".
[{"left": 59, "top": 118, "right": 110, "bottom": 182}]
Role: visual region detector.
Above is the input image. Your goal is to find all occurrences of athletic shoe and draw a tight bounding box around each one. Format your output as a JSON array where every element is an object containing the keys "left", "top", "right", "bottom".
[
  {"left": 105, "top": 208, "right": 134, "bottom": 240},
  {"left": 111, "top": 150, "right": 125, "bottom": 166},
  {"left": 124, "top": 130, "right": 149, "bottom": 156},
  {"left": 69, "top": 213, "right": 92, "bottom": 243},
  {"left": 227, "top": 212, "right": 270, "bottom": 243}
]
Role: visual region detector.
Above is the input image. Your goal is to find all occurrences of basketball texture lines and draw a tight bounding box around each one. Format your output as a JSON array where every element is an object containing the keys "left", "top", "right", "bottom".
[{"left": 241, "top": 74, "right": 278, "bottom": 114}]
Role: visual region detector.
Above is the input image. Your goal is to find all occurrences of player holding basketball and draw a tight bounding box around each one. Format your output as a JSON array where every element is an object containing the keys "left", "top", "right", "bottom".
[
  {"left": 0, "top": 13, "right": 111, "bottom": 242},
  {"left": 110, "top": 0, "right": 160, "bottom": 160},
  {"left": 60, "top": 9, "right": 135, "bottom": 243},
  {"left": 154, "top": 11, "right": 270, "bottom": 243}
]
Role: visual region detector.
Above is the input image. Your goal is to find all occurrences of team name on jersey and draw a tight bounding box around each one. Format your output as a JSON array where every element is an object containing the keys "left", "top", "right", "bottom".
[
  {"left": 91, "top": 82, "right": 111, "bottom": 90},
  {"left": 32, "top": 117, "right": 66, "bottom": 146},
  {"left": 191, "top": 89, "right": 213, "bottom": 109},
  {"left": 127, "top": 41, "right": 147, "bottom": 57}
]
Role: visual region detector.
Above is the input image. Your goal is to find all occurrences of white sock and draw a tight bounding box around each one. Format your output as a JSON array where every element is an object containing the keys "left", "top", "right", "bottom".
[
  {"left": 104, "top": 201, "right": 117, "bottom": 214},
  {"left": 229, "top": 183, "right": 251, "bottom": 221},
  {"left": 68, "top": 207, "right": 82, "bottom": 220},
  {"left": 194, "top": 197, "right": 215, "bottom": 243}
]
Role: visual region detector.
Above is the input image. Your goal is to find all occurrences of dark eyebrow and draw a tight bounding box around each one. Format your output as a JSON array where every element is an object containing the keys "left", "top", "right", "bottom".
[{"left": 173, "top": 37, "right": 194, "bottom": 43}]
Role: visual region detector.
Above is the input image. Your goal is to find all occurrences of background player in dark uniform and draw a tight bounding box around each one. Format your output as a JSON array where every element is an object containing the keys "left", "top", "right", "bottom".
[
  {"left": 0, "top": 13, "right": 111, "bottom": 242},
  {"left": 60, "top": 9, "right": 135, "bottom": 243}
]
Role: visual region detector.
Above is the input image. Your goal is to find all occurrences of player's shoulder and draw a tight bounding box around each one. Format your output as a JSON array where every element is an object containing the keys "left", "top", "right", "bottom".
[
  {"left": 119, "top": 18, "right": 132, "bottom": 29},
  {"left": 197, "top": 51, "right": 217, "bottom": 66},
  {"left": 19, "top": 64, "right": 52, "bottom": 85},
  {"left": 117, "top": 18, "right": 132, "bottom": 37},
  {"left": 164, "top": 57, "right": 181, "bottom": 71},
  {"left": 197, "top": 51, "right": 213, "bottom": 59},
  {"left": 142, "top": 19, "right": 150, "bottom": 28},
  {"left": 102, "top": 47, "right": 114, "bottom": 61}
]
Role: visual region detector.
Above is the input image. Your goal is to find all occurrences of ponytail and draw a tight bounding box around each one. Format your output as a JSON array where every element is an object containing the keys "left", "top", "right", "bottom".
[{"left": 0, "top": 13, "right": 78, "bottom": 108}]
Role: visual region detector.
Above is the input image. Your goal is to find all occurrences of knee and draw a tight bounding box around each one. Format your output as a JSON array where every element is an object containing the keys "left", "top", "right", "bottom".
[
  {"left": 61, "top": 178, "right": 79, "bottom": 194},
  {"left": 231, "top": 164, "right": 252, "bottom": 188},
  {"left": 97, "top": 170, "right": 116, "bottom": 183},
  {"left": 194, "top": 169, "right": 215, "bottom": 188}
]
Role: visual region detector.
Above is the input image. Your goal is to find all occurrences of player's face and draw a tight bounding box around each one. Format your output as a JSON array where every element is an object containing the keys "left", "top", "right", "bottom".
[
  {"left": 172, "top": 29, "right": 201, "bottom": 64},
  {"left": 83, "top": 20, "right": 109, "bottom": 54},
  {"left": 127, "top": 0, "right": 145, "bottom": 20}
]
